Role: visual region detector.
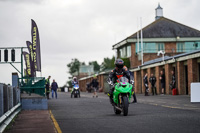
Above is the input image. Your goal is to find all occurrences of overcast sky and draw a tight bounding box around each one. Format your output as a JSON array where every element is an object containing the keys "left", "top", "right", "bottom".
[{"left": 0, "top": 0, "right": 200, "bottom": 86}]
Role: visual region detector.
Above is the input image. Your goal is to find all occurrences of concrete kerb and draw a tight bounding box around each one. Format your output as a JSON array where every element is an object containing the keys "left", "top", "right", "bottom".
[
  {"left": 0, "top": 103, "right": 21, "bottom": 133},
  {"left": 49, "top": 110, "right": 62, "bottom": 133}
]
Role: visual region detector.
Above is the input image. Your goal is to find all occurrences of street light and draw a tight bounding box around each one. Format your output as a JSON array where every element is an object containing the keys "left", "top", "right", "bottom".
[{"left": 157, "top": 50, "right": 165, "bottom": 62}]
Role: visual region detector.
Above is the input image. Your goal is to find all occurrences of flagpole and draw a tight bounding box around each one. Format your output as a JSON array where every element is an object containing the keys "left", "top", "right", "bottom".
[
  {"left": 137, "top": 17, "right": 139, "bottom": 53},
  {"left": 140, "top": 17, "right": 144, "bottom": 65}
]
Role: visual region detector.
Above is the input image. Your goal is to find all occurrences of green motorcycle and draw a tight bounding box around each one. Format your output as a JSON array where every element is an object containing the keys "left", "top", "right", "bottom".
[{"left": 109, "top": 77, "right": 133, "bottom": 116}]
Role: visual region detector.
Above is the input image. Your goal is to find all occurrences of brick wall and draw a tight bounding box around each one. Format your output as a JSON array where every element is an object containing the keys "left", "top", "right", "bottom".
[
  {"left": 134, "top": 71, "right": 142, "bottom": 93},
  {"left": 177, "top": 61, "right": 185, "bottom": 94},
  {"left": 165, "top": 42, "right": 176, "bottom": 54},
  {"left": 155, "top": 66, "right": 163, "bottom": 94},
  {"left": 165, "top": 64, "right": 173, "bottom": 94},
  {"left": 187, "top": 58, "right": 198, "bottom": 95}
]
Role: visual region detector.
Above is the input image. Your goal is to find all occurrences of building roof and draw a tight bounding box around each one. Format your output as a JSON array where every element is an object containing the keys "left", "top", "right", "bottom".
[
  {"left": 130, "top": 17, "right": 200, "bottom": 38},
  {"left": 113, "top": 17, "right": 200, "bottom": 48}
]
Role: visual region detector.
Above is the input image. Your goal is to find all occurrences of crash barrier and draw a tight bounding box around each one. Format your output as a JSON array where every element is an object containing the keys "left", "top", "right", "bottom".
[
  {"left": 0, "top": 83, "right": 21, "bottom": 132},
  {"left": 191, "top": 83, "right": 200, "bottom": 102},
  {"left": 18, "top": 77, "right": 46, "bottom": 96}
]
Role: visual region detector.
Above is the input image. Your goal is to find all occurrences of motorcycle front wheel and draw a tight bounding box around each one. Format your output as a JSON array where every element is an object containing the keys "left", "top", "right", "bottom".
[{"left": 122, "top": 96, "right": 129, "bottom": 116}]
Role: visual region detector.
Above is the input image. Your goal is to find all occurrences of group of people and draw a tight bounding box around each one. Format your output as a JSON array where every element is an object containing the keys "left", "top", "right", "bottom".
[
  {"left": 45, "top": 76, "right": 59, "bottom": 99},
  {"left": 70, "top": 59, "right": 137, "bottom": 103},
  {"left": 45, "top": 58, "right": 176, "bottom": 101},
  {"left": 71, "top": 76, "right": 99, "bottom": 98},
  {"left": 143, "top": 70, "right": 176, "bottom": 96}
]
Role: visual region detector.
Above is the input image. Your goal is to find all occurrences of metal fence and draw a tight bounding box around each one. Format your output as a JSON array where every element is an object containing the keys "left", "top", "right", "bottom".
[
  {"left": 0, "top": 83, "right": 20, "bottom": 117},
  {"left": 18, "top": 77, "right": 46, "bottom": 96}
]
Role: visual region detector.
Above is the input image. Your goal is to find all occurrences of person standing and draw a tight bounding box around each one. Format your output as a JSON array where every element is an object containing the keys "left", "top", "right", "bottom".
[
  {"left": 170, "top": 70, "right": 176, "bottom": 94},
  {"left": 149, "top": 73, "right": 157, "bottom": 95},
  {"left": 51, "top": 79, "right": 58, "bottom": 99},
  {"left": 143, "top": 73, "right": 149, "bottom": 96},
  {"left": 91, "top": 76, "right": 99, "bottom": 98},
  {"left": 45, "top": 76, "right": 51, "bottom": 99},
  {"left": 160, "top": 70, "right": 165, "bottom": 95},
  {"left": 128, "top": 70, "right": 137, "bottom": 103}
]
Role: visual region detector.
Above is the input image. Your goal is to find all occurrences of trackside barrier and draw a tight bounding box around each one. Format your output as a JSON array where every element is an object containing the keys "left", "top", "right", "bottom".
[{"left": 0, "top": 83, "right": 21, "bottom": 132}]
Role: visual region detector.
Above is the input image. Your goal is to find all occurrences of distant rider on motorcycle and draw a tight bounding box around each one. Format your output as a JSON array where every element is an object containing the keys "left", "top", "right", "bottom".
[
  {"left": 71, "top": 77, "right": 80, "bottom": 97},
  {"left": 107, "top": 59, "right": 134, "bottom": 104}
]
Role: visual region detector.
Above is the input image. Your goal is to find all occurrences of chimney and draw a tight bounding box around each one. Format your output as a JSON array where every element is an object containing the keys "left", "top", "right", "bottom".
[{"left": 155, "top": 3, "right": 163, "bottom": 20}]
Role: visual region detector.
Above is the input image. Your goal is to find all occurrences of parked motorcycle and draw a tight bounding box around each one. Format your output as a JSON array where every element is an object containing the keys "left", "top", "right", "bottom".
[
  {"left": 71, "top": 84, "right": 80, "bottom": 98},
  {"left": 109, "top": 77, "right": 133, "bottom": 116}
]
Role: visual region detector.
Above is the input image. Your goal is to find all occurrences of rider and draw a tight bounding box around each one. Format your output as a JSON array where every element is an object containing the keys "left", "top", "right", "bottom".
[
  {"left": 71, "top": 77, "right": 80, "bottom": 97},
  {"left": 107, "top": 59, "right": 133, "bottom": 104}
]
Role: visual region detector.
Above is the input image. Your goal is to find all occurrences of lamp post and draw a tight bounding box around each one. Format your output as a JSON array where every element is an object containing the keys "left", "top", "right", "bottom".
[{"left": 157, "top": 50, "right": 165, "bottom": 62}]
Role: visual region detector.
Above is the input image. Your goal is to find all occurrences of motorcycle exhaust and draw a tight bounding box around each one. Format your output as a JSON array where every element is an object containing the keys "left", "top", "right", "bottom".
[{"left": 115, "top": 106, "right": 122, "bottom": 112}]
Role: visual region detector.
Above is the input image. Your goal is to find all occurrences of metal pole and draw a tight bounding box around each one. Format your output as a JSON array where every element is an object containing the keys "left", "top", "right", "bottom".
[
  {"left": 140, "top": 17, "right": 143, "bottom": 65},
  {"left": 137, "top": 17, "right": 139, "bottom": 53},
  {"left": 21, "top": 48, "right": 23, "bottom": 79}
]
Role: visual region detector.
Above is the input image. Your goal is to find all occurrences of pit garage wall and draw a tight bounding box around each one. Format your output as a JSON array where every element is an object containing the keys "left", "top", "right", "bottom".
[
  {"left": 79, "top": 57, "right": 200, "bottom": 95},
  {"left": 133, "top": 57, "right": 200, "bottom": 95},
  {"left": 79, "top": 73, "right": 109, "bottom": 93}
]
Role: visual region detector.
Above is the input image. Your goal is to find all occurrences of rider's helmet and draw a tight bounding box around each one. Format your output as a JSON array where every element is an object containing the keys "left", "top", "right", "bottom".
[
  {"left": 114, "top": 59, "right": 124, "bottom": 70},
  {"left": 73, "top": 77, "right": 77, "bottom": 81}
]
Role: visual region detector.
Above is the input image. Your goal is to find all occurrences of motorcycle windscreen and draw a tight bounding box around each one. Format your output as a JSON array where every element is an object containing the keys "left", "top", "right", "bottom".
[
  {"left": 118, "top": 77, "right": 129, "bottom": 83},
  {"left": 74, "top": 84, "right": 79, "bottom": 88}
]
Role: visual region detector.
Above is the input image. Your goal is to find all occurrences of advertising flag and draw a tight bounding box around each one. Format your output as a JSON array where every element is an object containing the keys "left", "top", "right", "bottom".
[
  {"left": 26, "top": 41, "right": 35, "bottom": 77},
  {"left": 31, "top": 19, "right": 41, "bottom": 71},
  {"left": 23, "top": 52, "right": 32, "bottom": 76}
]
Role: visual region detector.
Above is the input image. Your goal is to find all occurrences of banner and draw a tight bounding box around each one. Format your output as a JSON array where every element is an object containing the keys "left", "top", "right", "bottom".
[
  {"left": 23, "top": 52, "right": 32, "bottom": 76},
  {"left": 31, "top": 19, "right": 41, "bottom": 71},
  {"left": 26, "top": 41, "right": 35, "bottom": 77}
]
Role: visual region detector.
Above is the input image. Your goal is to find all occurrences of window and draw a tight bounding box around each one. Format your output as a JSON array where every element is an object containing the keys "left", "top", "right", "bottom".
[
  {"left": 135, "top": 43, "right": 141, "bottom": 54},
  {"left": 119, "top": 45, "right": 131, "bottom": 58},
  {"left": 119, "top": 47, "right": 126, "bottom": 58},
  {"left": 119, "top": 49, "right": 123, "bottom": 58},
  {"left": 177, "top": 43, "right": 184, "bottom": 52},
  {"left": 136, "top": 42, "right": 163, "bottom": 53},
  {"left": 157, "top": 43, "right": 165, "bottom": 51},
  {"left": 127, "top": 45, "right": 131, "bottom": 57},
  {"left": 144, "top": 43, "right": 156, "bottom": 53},
  {"left": 177, "top": 42, "right": 200, "bottom": 53}
]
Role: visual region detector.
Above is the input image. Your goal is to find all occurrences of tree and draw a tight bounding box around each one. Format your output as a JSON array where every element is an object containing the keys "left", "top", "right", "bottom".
[
  {"left": 66, "top": 58, "right": 86, "bottom": 87},
  {"left": 89, "top": 61, "right": 100, "bottom": 72},
  {"left": 67, "top": 58, "right": 81, "bottom": 76},
  {"left": 100, "top": 56, "right": 115, "bottom": 71}
]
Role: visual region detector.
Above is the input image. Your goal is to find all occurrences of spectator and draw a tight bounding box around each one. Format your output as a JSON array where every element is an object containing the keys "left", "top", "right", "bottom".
[
  {"left": 143, "top": 73, "right": 149, "bottom": 96},
  {"left": 45, "top": 76, "right": 51, "bottom": 99},
  {"left": 149, "top": 73, "right": 157, "bottom": 95},
  {"left": 128, "top": 70, "right": 137, "bottom": 103},
  {"left": 160, "top": 70, "right": 165, "bottom": 95},
  {"left": 170, "top": 70, "right": 176, "bottom": 90},
  {"left": 51, "top": 79, "right": 58, "bottom": 99},
  {"left": 86, "top": 82, "right": 91, "bottom": 93},
  {"left": 91, "top": 75, "right": 99, "bottom": 98}
]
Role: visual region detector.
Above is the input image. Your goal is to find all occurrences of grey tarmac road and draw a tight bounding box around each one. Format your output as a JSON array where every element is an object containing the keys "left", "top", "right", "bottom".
[{"left": 48, "top": 92, "right": 200, "bottom": 133}]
